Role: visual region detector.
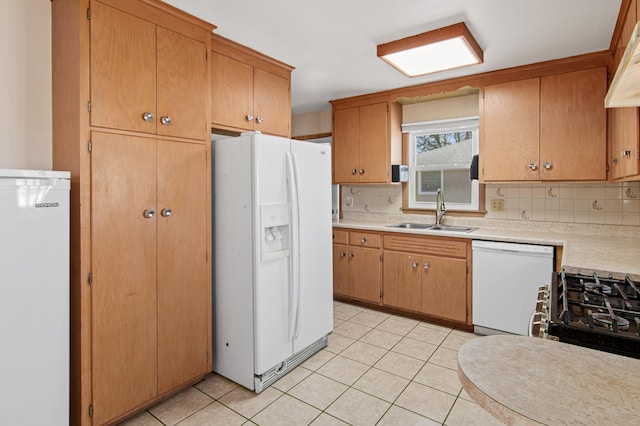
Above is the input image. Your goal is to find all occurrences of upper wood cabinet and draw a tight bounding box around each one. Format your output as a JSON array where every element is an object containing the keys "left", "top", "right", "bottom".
[
  {"left": 211, "top": 34, "right": 293, "bottom": 137},
  {"left": 481, "top": 78, "right": 540, "bottom": 181},
  {"left": 332, "top": 101, "right": 401, "bottom": 184},
  {"left": 481, "top": 67, "right": 607, "bottom": 181},
  {"left": 90, "top": 0, "right": 208, "bottom": 141},
  {"left": 609, "top": 0, "right": 640, "bottom": 180}
]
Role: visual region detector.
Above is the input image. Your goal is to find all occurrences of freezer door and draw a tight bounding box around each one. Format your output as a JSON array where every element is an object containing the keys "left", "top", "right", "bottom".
[
  {"left": 290, "top": 141, "right": 334, "bottom": 353},
  {"left": 0, "top": 173, "right": 70, "bottom": 425},
  {"left": 253, "top": 135, "right": 295, "bottom": 375}
]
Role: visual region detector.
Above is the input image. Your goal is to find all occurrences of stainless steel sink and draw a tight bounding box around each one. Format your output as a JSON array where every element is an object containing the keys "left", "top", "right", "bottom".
[
  {"left": 426, "top": 225, "right": 477, "bottom": 233},
  {"left": 386, "top": 223, "right": 432, "bottom": 229},
  {"left": 386, "top": 223, "right": 477, "bottom": 233}
]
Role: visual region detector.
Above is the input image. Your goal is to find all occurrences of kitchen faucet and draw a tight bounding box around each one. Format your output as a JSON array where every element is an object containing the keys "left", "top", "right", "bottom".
[{"left": 435, "top": 188, "right": 446, "bottom": 225}]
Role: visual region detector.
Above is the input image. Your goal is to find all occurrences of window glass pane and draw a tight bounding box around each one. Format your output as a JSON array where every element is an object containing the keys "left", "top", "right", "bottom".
[
  {"left": 415, "top": 131, "right": 473, "bottom": 168},
  {"left": 443, "top": 169, "right": 471, "bottom": 203},
  {"left": 415, "top": 171, "right": 440, "bottom": 202}
]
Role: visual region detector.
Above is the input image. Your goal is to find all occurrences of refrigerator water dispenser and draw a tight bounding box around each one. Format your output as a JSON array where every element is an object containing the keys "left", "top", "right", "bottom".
[{"left": 260, "top": 203, "right": 290, "bottom": 261}]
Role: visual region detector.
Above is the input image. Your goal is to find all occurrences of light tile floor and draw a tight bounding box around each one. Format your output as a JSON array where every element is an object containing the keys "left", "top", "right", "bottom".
[{"left": 120, "top": 301, "right": 503, "bottom": 426}]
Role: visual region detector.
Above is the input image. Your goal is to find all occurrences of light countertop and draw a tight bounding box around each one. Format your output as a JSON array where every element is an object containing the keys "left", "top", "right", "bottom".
[
  {"left": 457, "top": 335, "right": 640, "bottom": 425},
  {"left": 333, "top": 215, "right": 640, "bottom": 277}
]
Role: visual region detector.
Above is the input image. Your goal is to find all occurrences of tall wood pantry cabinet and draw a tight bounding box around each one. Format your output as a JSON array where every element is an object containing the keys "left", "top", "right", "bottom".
[{"left": 51, "top": 1, "right": 214, "bottom": 424}]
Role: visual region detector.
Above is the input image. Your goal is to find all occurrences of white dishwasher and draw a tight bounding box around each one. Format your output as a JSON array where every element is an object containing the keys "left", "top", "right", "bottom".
[{"left": 472, "top": 240, "right": 553, "bottom": 335}]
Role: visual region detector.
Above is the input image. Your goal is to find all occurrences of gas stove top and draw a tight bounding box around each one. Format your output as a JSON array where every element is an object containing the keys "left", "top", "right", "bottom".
[{"left": 546, "top": 270, "right": 640, "bottom": 358}]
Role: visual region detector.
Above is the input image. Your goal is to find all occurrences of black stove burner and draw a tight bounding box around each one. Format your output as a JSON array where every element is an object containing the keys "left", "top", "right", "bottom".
[{"left": 548, "top": 270, "right": 640, "bottom": 359}]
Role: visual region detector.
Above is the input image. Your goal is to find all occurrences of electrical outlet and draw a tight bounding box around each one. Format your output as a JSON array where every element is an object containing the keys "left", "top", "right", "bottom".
[
  {"left": 344, "top": 196, "right": 354, "bottom": 207},
  {"left": 491, "top": 198, "right": 505, "bottom": 212}
]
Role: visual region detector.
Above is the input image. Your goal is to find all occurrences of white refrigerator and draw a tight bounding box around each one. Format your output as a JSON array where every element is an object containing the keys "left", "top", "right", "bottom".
[
  {"left": 213, "top": 133, "right": 333, "bottom": 392},
  {"left": 0, "top": 169, "right": 70, "bottom": 425}
]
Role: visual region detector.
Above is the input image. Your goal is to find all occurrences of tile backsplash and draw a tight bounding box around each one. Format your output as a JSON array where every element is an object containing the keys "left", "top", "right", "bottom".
[{"left": 341, "top": 182, "right": 640, "bottom": 226}]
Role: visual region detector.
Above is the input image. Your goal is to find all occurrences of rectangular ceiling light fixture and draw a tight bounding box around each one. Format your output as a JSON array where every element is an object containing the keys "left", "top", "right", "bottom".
[{"left": 377, "top": 22, "right": 483, "bottom": 77}]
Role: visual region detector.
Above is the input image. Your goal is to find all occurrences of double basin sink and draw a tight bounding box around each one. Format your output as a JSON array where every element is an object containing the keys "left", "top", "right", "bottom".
[{"left": 386, "top": 223, "right": 477, "bottom": 233}]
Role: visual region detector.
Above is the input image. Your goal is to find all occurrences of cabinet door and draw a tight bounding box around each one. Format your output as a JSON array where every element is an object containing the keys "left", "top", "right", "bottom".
[
  {"left": 349, "top": 246, "right": 381, "bottom": 303},
  {"left": 482, "top": 79, "right": 540, "bottom": 181},
  {"left": 211, "top": 52, "right": 254, "bottom": 131},
  {"left": 157, "top": 27, "right": 208, "bottom": 140},
  {"left": 421, "top": 255, "right": 467, "bottom": 322},
  {"left": 609, "top": 107, "right": 639, "bottom": 179},
  {"left": 540, "top": 68, "right": 607, "bottom": 180},
  {"left": 157, "top": 140, "right": 209, "bottom": 393},
  {"left": 333, "top": 107, "right": 360, "bottom": 183},
  {"left": 333, "top": 243, "right": 350, "bottom": 296},
  {"left": 359, "top": 102, "right": 389, "bottom": 183},
  {"left": 254, "top": 68, "right": 291, "bottom": 137},
  {"left": 90, "top": 1, "right": 157, "bottom": 134},
  {"left": 383, "top": 251, "right": 422, "bottom": 312},
  {"left": 90, "top": 132, "right": 158, "bottom": 425}
]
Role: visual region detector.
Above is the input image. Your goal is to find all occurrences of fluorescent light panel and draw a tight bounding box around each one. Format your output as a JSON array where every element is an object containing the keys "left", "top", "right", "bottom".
[{"left": 378, "top": 22, "right": 483, "bottom": 77}]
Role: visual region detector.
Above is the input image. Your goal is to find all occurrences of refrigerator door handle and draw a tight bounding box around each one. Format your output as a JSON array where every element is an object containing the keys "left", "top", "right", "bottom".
[{"left": 286, "top": 152, "right": 302, "bottom": 340}]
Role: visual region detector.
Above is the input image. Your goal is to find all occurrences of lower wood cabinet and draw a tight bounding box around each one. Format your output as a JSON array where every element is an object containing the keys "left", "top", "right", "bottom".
[
  {"left": 383, "top": 234, "right": 470, "bottom": 324},
  {"left": 420, "top": 254, "right": 467, "bottom": 322},
  {"left": 382, "top": 251, "right": 422, "bottom": 312},
  {"left": 332, "top": 229, "right": 382, "bottom": 303},
  {"left": 332, "top": 228, "right": 471, "bottom": 326}
]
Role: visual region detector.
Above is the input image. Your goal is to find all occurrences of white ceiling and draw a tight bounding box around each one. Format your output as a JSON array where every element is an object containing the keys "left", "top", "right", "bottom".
[{"left": 164, "top": 0, "right": 622, "bottom": 115}]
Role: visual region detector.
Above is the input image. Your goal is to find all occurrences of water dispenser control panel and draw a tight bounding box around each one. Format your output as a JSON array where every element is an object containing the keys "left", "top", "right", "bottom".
[{"left": 260, "top": 203, "right": 290, "bottom": 261}]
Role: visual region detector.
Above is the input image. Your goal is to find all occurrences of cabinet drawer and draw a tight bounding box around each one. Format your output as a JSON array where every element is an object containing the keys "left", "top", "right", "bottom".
[
  {"left": 349, "top": 231, "right": 381, "bottom": 248},
  {"left": 384, "top": 234, "right": 467, "bottom": 258},
  {"left": 332, "top": 230, "right": 348, "bottom": 244}
]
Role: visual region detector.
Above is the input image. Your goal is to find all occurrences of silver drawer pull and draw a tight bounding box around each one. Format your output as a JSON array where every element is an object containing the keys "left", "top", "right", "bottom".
[
  {"left": 143, "top": 209, "right": 155, "bottom": 219},
  {"left": 161, "top": 208, "right": 172, "bottom": 217},
  {"left": 412, "top": 261, "right": 419, "bottom": 268},
  {"left": 361, "top": 237, "right": 367, "bottom": 243},
  {"left": 423, "top": 262, "right": 430, "bottom": 270}
]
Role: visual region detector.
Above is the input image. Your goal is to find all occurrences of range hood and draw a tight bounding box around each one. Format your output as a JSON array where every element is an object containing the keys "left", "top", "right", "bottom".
[{"left": 605, "top": 20, "right": 640, "bottom": 108}]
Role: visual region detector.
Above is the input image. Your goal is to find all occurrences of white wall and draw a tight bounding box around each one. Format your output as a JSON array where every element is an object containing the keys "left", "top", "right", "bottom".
[
  {"left": 0, "top": 1, "right": 52, "bottom": 170},
  {"left": 291, "top": 109, "right": 331, "bottom": 137}
]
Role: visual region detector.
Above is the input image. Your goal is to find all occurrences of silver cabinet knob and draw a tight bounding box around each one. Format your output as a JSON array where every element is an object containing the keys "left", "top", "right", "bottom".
[
  {"left": 161, "top": 208, "right": 172, "bottom": 217},
  {"left": 246, "top": 114, "right": 253, "bottom": 122},
  {"left": 359, "top": 169, "right": 365, "bottom": 175},
  {"left": 143, "top": 209, "right": 155, "bottom": 219},
  {"left": 543, "top": 162, "right": 552, "bottom": 170},
  {"left": 160, "top": 115, "right": 172, "bottom": 126},
  {"left": 352, "top": 169, "right": 357, "bottom": 175},
  {"left": 412, "top": 261, "right": 419, "bottom": 268},
  {"left": 423, "top": 262, "right": 430, "bottom": 270},
  {"left": 529, "top": 162, "right": 537, "bottom": 170},
  {"left": 340, "top": 252, "right": 346, "bottom": 257},
  {"left": 142, "top": 112, "right": 154, "bottom": 122},
  {"left": 256, "top": 116, "right": 264, "bottom": 124},
  {"left": 349, "top": 253, "right": 354, "bottom": 258},
  {"left": 361, "top": 237, "right": 367, "bottom": 243},
  {"left": 622, "top": 150, "right": 632, "bottom": 157}
]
